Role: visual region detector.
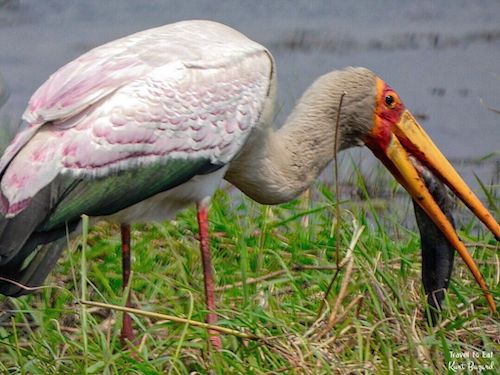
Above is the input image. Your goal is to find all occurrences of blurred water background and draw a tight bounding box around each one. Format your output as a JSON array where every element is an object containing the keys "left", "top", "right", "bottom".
[{"left": 0, "top": 0, "right": 499, "bottom": 190}]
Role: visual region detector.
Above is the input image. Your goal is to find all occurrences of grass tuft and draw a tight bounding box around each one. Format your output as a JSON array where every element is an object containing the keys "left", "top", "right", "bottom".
[{"left": 0, "top": 170, "right": 498, "bottom": 373}]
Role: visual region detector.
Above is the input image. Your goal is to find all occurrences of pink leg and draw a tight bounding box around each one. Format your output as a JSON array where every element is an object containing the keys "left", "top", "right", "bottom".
[
  {"left": 197, "top": 201, "right": 222, "bottom": 350},
  {"left": 120, "top": 223, "right": 135, "bottom": 345}
]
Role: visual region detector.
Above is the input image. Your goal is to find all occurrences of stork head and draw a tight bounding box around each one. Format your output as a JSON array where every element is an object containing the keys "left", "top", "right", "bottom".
[{"left": 358, "top": 74, "right": 498, "bottom": 312}]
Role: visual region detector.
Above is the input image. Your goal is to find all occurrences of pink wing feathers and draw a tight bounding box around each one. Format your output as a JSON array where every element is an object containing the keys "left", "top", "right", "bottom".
[
  {"left": 0, "top": 29, "right": 154, "bottom": 176},
  {"left": 0, "top": 20, "right": 270, "bottom": 176},
  {"left": 0, "top": 23, "right": 272, "bottom": 217}
]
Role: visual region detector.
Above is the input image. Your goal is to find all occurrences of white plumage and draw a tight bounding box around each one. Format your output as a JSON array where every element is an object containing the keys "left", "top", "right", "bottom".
[{"left": 1, "top": 20, "right": 274, "bottom": 218}]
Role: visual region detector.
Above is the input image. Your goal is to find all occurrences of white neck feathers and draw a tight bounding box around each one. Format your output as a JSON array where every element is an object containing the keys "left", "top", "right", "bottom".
[{"left": 225, "top": 67, "right": 376, "bottom": 204}]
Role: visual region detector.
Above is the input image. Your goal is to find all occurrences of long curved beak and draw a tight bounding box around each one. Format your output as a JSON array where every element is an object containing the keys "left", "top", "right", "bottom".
[{"left": 370, "top": 110, "right": 498, "bottom": 312}]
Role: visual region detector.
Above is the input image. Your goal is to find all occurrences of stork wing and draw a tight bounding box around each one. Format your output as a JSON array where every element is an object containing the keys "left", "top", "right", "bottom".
[
  {"left": 0, "top": 21, "right": 273, "bottom": 221},
  {"left": 0, "top": 20, "right": 272, "bottom": 178},
  {"left": 25, "top": 20, "right": 269, "bottom": 124}
]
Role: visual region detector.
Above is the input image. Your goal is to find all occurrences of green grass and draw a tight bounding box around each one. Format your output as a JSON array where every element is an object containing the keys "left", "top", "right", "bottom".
[{"left": 0, "top": 173, "right": 498, "bottom": 374}]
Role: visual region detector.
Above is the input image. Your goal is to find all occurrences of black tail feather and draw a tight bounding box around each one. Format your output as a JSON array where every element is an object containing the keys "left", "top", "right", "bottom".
[
  {"left": 0, "top": 183, "right": 70, "bottom": 296},
  {"left": 0, "top": 238, "right": 67, "bottom": 296}
]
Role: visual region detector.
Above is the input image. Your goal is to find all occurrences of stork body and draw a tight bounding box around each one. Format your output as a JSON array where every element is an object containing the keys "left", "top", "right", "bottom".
[
  {"left": 0, "top": 21, "right": 498, "bottom": 349},
  {"left": 0, "top": 21, "right": 273, "bottom": 347}
]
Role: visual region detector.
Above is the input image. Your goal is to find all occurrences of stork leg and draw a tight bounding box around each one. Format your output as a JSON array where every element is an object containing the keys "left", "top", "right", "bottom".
[
  {"left": 120, "top": 223, "right": 135, "bottom": 345},
  {"left": 196, "top": 200, "right": 222, "bottom": 350}
]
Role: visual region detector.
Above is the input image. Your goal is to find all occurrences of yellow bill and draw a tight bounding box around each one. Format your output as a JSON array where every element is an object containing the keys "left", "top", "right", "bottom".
[{"left": 373, "top": 110, "right": 498, "bottom": 312}]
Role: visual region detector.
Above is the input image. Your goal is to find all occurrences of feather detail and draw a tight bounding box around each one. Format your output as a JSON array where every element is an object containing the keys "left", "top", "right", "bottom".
[{"left": 0, "top": 21, "right": 273, "bottom": 217}]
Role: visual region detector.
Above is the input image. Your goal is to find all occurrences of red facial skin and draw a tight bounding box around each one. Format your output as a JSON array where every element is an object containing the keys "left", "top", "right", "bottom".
[
  {"left": 367, "top": 78, "right": 441, "bottom": 180},
  {"left": 364, "top": 78, "right": 407, "bottom": 179},
  {"left": 366, "top": 78, "right": 406, "bottom": 152}
]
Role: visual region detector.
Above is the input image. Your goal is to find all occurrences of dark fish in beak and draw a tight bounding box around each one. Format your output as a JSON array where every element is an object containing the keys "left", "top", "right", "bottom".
[{"left": 412, "top": 157, "right": 456, "bottom": 325}]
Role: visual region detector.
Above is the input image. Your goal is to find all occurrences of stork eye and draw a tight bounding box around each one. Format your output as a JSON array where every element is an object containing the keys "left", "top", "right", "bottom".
[{"left": 385, "top": 94, "right": 396, "bottom": 108}]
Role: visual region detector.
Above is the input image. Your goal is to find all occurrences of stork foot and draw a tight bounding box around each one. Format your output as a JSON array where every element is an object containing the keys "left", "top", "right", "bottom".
[
  {"left": 206, "top": 309, "right": 222, "bottom": 350},
  {"left": 120, "top": 313, "right": 135, "bottom": 345}
]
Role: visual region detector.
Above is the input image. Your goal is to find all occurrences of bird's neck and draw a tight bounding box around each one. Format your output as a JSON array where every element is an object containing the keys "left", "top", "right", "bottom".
[
  {"left": 225, "top": 78, "right": 338, "bottom": 203},
  {"left": 227, "top": 122, "right": 334, "bottom": 204},
  {"left": 225, "top": 68, "right": 375, "bottom": 204}
]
